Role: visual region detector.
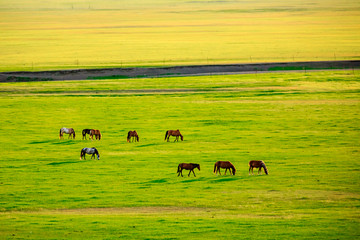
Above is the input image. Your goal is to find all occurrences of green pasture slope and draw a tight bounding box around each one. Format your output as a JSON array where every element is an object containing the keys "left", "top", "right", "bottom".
[{"left": 0, "top": 70, "right": 359, "bottom": 239}]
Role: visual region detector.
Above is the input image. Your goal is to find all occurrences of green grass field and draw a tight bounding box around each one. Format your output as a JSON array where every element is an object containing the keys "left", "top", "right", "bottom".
[
  {"left": 1, "top": 0, "right": 360, "bottom": 71},
  {"left": 0, "top": 70, "right": 359, "bottom": 239}
]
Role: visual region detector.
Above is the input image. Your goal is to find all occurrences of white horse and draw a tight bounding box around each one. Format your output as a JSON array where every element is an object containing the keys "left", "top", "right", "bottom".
[
  {"left": 80, "top": 147, "right": 100, "bottom": 160},
  {"left": 59, "top": 127, "right": 75, "bottom": 139}
]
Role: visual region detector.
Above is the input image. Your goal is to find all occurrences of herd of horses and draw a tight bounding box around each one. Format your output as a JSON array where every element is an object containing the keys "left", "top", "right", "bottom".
[
  {"left": 177, "top": 160, "right": 268, "bottom": 177},
  {"left": 59, "top": 127, "right": 183, "bottom": 142},
  {"left": 60, "top": 127, "right": 269, "bottom": 176}
]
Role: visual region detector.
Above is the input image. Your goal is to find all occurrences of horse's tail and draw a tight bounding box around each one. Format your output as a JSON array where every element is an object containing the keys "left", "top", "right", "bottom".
[
  {"left": 177, "top": 164, "right": 181, "bottom": 173},
  {"left": 59, "top": 128, "right": 62, "bottom": 139},
  {"left": 98, "top": 131, "right": 101, "bottom": 140},
  {"left": 127, "top": 131, "right": 131, "bottom": 142},
  {"left": 165, "top": 130, "right": 168, "bottom": 141},
  {"left": 261, "top": 162, "right": 268, "bottom": 175},
  {"left": 214, "top": 162, "right": 218, "bottom": 173},
  {"left": 80, "top": 149, "right": 83, "bottom": 160}
]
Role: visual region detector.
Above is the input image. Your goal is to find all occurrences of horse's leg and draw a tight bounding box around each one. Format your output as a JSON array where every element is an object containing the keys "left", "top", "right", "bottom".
[
  {"left": 192, "top": 169, "right": 196, "bottom": 177},
  {"left": 224, "top": 168, "right": 228, "bottom": 175},
  {"left": 181, "top": 169, "right": 183, "bottom": 177}
]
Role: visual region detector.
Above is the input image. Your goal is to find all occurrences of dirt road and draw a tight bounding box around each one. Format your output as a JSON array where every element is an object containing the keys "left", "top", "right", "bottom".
[{"left": 0, "top": 60, "right": 359, "bottom": 82}]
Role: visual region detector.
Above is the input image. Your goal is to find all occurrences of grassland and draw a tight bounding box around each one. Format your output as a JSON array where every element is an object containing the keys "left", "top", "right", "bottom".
[
  {"left": 1, "top": 0, "right": 360, "bottom": 71},
  {"left": 0, "top": 70, "right": 359, "bottom": 239}
]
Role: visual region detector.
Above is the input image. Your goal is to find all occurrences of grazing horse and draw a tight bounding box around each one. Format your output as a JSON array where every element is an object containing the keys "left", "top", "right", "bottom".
[
  {"left": 214, "top": 161, "right": 236, "bottom": 175},
  {"left": 165, "top": 129, "right": 183, "bottom": 142},
  {"left": 59, "top": 127, "right": 75, "bottom": 139},
  {"left": 82, "top": 129, "right": 92, "bottom": 140},
  {"left": 177, "top": 163, "right": 200, "bottom": 177},
  {"left": 90, "top": 129, "right": 101, "bottom": 140},
  {"left": 249, "top": 160, "right": 268, "bottom": 175},
  {"left": 80, "top": 147, "right": 100, "bottom": 160},
  {"left": 127, "top": 130, "right": 139, "bottom": 142}
]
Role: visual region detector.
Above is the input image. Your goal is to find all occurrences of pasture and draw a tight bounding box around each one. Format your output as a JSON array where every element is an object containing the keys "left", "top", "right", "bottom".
[
  {"left": 1, "top": 0, "right": 360, "bottom": 71},
  {"left": 0, "top": 70, "right": 359, "bottom": 239}
]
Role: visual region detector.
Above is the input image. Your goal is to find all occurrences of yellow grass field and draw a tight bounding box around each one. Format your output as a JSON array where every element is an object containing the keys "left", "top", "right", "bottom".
[{"left": 1, "top": 0, "right": 360, "bottom": 71}]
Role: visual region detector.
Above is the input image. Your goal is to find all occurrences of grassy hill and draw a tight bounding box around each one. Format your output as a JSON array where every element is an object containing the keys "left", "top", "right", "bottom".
[{"left": 0, "top": 70, "right": 359, "bottom": 239}]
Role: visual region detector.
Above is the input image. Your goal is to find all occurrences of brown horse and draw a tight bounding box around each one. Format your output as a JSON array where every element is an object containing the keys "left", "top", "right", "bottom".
[
  {"left": 249, "top": 160, "right": 268, "bottom": 175},
  {"left": 127, "top": 130, "right": 139, "bottom": 142},
  {"left": 165, "top": 129, "right": 183, "bottom": 142},
  {"left": 59, "top": 127, "right": 75, "bottom": 139},
  {"left": 214, "top": 161, "right": 236, "bottom": 175},
  {"left": 90, "top": 129, "right": 101, "bottom": 140},
  {"left": 177, "top": 163, "right": 200, "bottom": 177},
  {"left": 82, "top": 129, "right": 92, "bottom": 140}
]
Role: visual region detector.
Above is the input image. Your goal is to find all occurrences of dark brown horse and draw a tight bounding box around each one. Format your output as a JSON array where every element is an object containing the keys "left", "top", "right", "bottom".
[
  {"left": 249, "top": 160, "right": 268, "bottom": 175},
  {"left": 177, "top": 163, "right": 200, "bottom": 177},
  {"left": 82, "top": 129, "right": 91, "bottom": 140},
  {"left": 214, "top": 161, "right": 236, "bottom": 175},
  {"left": 165, "top": 129, "right": 183, "bottom": 142},
  {"left": 127, "top": 130, "right": 139, "bottom": 142},
  {"left": 59, "top": 127, "right": 75, "bottom": 139},
  {"left": 90, "top": 129, "right": 101, "bottom": 140}
]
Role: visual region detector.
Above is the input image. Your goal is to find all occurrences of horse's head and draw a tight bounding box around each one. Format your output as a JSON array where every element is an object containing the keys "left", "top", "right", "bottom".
[
  {"left": 232, "top": 166, "right": 236, "bottom": 175},
  {"left": 196, "top": 164, "right": 200, "bottom": 171},
  {"left": 180, "top": 135, "right": 184, "bottom": 141},
  {"left": 94, "top": 148, "right": 100, "bottom": 160},
  {"left": 262, "top": 163, "right": 268, "bottom": 175}
]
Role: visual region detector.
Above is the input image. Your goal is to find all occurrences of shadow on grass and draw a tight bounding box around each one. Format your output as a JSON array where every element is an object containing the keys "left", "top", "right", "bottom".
[
  {"left": 47, "top": 160, "right": 83, "bottom": 166},
  {"left": 136, "top": 143, "right": 161, "bottom": 148},
  {"left": 209, "top": 176, "right": 241, "bottom": 183},
  {"left": 146, "top": 178, "right": 168, "bottom": 184},
  {"left": 51, "top": 140, "right": 77, "bottom": 145},
  {"left": 29, "top": 139, "right": 60, "bottom": 145}
]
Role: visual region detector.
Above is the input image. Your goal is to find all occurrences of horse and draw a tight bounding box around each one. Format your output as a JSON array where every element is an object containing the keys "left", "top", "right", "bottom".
[
  {"left": 59, "top": 127, "right": 75, "bottom": 139},
  {"left": 214, "top": 161, "right": 236, "bottom": 175},
  {"left": 177, "top": 163, "right": 200, "bottom": 177},
  {"left": 89, "top": 129, "right": 101, "bottom": 140},
  {"left": 249, "top": 160, "right": 268, "bottom": 175},
  {"left": 165, "top": 129, "right": 183, "bottom": 142},
  {"left": 80, "top": 147, "right": 100, "bottom": 160},
  {"left": 127, "top": 130, "right": 139, "bottom": 142},
  {"left": 82, "top": 129, "right": 92, "bottom": 140}
]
